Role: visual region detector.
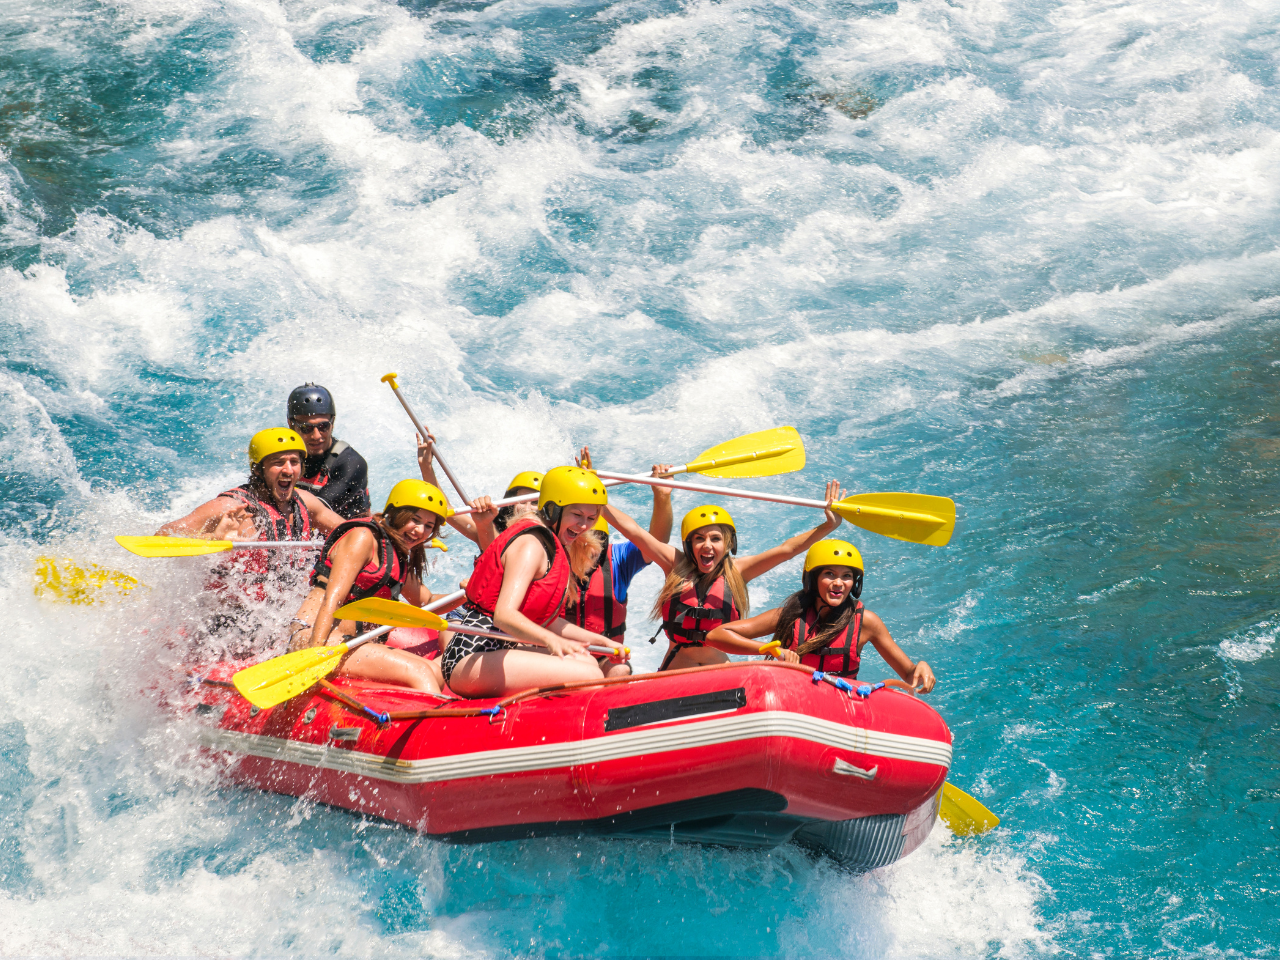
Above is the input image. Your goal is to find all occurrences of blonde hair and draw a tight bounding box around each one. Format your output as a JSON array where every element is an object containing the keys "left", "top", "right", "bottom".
[
  {"left": 651, "top": 526, "right": 749, "bottom": 620},
  {"left": 561, "top": 522, "right": 603, "bottom": 608}
]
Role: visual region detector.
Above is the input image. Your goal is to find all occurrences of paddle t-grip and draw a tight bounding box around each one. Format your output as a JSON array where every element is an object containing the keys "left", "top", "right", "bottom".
[{"left": 382, "top": 371, "right": 473, "bottom": 504}]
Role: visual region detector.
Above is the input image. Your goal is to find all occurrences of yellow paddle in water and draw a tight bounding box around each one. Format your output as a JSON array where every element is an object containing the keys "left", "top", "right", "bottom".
[
  {"left": 337, "top": 598, "right": 630, "bottom": 659},
  {"left": 33, "top": 557, "right": 145, "bottom": 605},
  {"left": 594, "top": 471, "right": 956, "bottom": 546},
  {"left": 231, "top": 590, "right": 467, "bottom": 709},
  {"left": 939, "top": 781, "right": 1000, "bottom": 835}
]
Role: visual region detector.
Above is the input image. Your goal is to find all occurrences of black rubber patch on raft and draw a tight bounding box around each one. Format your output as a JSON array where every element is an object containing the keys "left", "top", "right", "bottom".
[{"left": 604, "top": 687, "right": 747, "bottom": 732}]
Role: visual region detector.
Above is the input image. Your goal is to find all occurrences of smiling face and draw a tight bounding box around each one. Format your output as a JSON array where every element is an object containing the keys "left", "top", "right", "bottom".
[
  {"left": 259, "top": 451, "right": 302, "bottom": 504},
  {"left": 813, "top": 565, "right": 857, "bottom": 608},
  {"left": 556, "top": 503, "right": 603, "bottom": 546},
  {"left": 687, "top": 525, "right": 731, "bottom": 574},
  {"left": 290, "top": 414, "right": 333, "bottom": 457},
  {"left": 391, "top": 507, "right": 440, "bottom": 548}
]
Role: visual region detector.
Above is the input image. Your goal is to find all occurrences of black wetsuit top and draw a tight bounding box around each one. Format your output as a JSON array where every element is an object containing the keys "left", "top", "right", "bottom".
[{"left": 299, "top": 439, "right": 371, "bottom": 519}]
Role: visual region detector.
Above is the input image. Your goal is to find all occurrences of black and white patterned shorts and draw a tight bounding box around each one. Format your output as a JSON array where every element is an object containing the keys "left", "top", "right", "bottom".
[{"left": 439, "top": 603, "right": 519, "bottom": 684}]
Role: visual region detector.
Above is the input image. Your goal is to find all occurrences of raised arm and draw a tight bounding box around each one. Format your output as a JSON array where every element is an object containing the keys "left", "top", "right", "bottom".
[
  {"left": 860, "top": 610, "right": 936, "bottom": 693},
  {"left": 418, "top": 432, "right": 480, "bottom": 543},
  {"left": 648, "top": 463, "right": 674, "bottom": 542},
  {"left": 705, "top": 608, "right": 788, "bottom": 659},
  {"left": 602, "top": 504, "right": 680, "bottom": 573},
  {"left": 736, "top": 480, "right": 844, "bottom": 582}
]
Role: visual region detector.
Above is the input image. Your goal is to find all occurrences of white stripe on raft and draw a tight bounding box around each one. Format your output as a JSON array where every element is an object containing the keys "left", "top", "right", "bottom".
[{"left": 196, "top": 710, "right": 953, "bottom": 786}]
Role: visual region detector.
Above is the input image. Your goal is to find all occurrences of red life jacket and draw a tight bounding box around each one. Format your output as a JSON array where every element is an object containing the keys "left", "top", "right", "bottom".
[
  {"left": 569, "top": 544, "right": 627, "bottom": 639},
  {"left": 310, "top": 519, "right": 406, "bottom": 603},
  {"left": 464, "top": 517, "right": 570, "bottom": 626},
  {"left": 659, "top": 575, "right": 739, "bottom": 646},
  {"left": 788, "top": 603, "right": 863, "bottom": 677},
  {"left": 207, "top": 484, "right": 313, "bottom": 602}
]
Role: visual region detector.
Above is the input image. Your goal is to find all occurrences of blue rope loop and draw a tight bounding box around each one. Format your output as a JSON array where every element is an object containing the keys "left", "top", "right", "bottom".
[
  {"left": 831, "top": 677, "right": 854, "bottom": 694},
  {"left": 855, "top": 681, "right": 886, "bottom": 698},
  {"left": 810, "top": 671, "right": 826, "bottom": 685},
  {"left": 363, "top": 706, "right": 391, "bottom": 725},
  {"left": 480, "top": 705, "right": 505, "bottom": 723}
]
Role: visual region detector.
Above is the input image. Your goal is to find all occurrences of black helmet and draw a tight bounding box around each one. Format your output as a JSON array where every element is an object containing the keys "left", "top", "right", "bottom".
[{"left": 288, "top": 383, "right": 336, "bottom": 420}]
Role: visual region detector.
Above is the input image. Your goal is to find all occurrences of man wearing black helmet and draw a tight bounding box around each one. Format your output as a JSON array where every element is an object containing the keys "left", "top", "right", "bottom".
[{"left": 288, "top": 383, "right": 371, "bottom": 519}]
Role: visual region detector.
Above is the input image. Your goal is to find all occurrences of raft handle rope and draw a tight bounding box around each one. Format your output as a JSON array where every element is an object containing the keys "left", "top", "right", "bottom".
[
  {"left": 268, "top": 662, "right": 919, "bottom": 728},
  {"left": 319, "top": 680, "right": 390, "bottom": 725}
]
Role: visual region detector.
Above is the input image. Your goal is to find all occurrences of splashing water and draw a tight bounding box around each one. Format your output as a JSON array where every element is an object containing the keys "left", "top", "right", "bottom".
[{"left": 2, "top": 0, "right": 1279, "bottom": 955}]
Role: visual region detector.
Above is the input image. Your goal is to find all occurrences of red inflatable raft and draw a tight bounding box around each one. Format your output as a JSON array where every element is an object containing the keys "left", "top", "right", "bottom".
[{"left": 188, "top": 657, "right": 952, "bottom": 871}]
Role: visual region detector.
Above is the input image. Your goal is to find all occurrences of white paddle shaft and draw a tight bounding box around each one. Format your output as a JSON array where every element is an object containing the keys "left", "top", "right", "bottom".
[
  {"left": 383, "top": 376, "right": 473, "bottom": 504},
  {"left": 451, "top": 478, "right": 627, "bottom": 515},
  {"left": 227, "top": 540, "right": 321, "bottom": 549},
  {"left": 594, "top": 471, "right": 830, "bottom": 511}
]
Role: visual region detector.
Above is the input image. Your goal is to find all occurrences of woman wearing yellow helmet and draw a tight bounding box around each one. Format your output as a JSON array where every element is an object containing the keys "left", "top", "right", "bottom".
[
  {"left": 287, "top": 480, "right": 462, "bottom": 693},
  {"left": 705, "top": 539, "right": 936, "bottom": 692},
  {"left": 603, "top": 480, "right": 846, "bottom": 671},
  {"left": 440, "top": 466, "right": 622, "bottom": 698}
]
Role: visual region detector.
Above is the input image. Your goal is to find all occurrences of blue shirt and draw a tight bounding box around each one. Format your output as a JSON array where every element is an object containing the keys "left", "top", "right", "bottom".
[{"left": 609, "top": 540, "right": 650, "bottom": 604}]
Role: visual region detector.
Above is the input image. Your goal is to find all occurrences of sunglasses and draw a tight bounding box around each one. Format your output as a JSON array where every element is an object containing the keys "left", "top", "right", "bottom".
[{"left": 293, "top": 420, "right": 333, "bottom": 435}]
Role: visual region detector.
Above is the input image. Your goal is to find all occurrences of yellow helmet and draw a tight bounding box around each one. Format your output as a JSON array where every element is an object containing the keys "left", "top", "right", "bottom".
[
  {"left": 249, "top": 428, "right": 306, "bottom": 465},
  {"left": 384, "top": 479, "right": 454, "bottom": 519},
  {"left": 803, "top": 539, "right": 863, "bottom": 574},
  {"left": 504, "top": 471, "right": 544, "bottom": 497},
  {"left": 803, "top": 539, "right": 864, "bottom": 599},
  {"left": 680, "top": 505, "right": 736, "bottom": 542},
  {"left": 537, "top": 466, "right": 608, "bottom": 510}
]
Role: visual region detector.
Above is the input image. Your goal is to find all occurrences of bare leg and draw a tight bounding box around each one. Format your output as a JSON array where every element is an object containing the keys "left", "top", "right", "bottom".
[
  {"left": 338, "top": 644, "right": 442, "bottom": 694},
  {"left": 602, "top": 659, "right": 632, "bottom": 678},
  {"left": 447, "top": 648, "right": 604, "bottom": 698}
]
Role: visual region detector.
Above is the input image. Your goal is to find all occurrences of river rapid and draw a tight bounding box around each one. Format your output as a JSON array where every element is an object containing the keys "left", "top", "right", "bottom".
[{"left": 1, "top": 0, "right": 1278, "bottom": 956}]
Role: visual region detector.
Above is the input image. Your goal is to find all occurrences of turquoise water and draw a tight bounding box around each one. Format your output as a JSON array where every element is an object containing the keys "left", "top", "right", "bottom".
[{"left": 2, "top": 0, "right": 1279, "bottom": 955}]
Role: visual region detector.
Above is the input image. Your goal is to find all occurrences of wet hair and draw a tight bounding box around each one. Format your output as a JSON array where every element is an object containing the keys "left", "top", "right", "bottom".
[
  {"left": 771, "top": 582, "right": 859, "bottom": 655},
  {"left": 651, "top": 525, "right": 750, "bottom": 621},
  {"left": 377, "top": 505, "right": 442, "bottom": 583}
]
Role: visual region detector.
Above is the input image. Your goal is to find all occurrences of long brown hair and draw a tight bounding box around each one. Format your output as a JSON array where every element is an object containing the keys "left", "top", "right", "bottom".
[
  {"left": 377, "top": 506, "right": 441, "bottom": 583},
  {"left": 771, "top": 586, "right": 858, "bottom": 654},
  {"left": 650, "top": 526, "right": 750, "bottom": 620}
]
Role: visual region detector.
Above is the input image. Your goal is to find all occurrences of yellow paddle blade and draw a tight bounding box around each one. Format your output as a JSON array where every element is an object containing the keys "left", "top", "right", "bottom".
[
  {"left": 232, "top": 643, "right": 349, "bottom": 709},
  {"left": 335, "top": 597, "right": 449, "bottom": 631},
  {"left": 115, "top": 535, "right": 236, "bottom": 558},
  {"left": 833, "top": 492, "right": 956, "bottom": 546},
  {"left": 939, "top": 781, "right": 1000, "bottom": 836},
  {"left": 683, "top": 427, "right": 805, "bottom": 479},
  {"left": 33, "top": 557, "right": 145, "bottom": 605}
]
